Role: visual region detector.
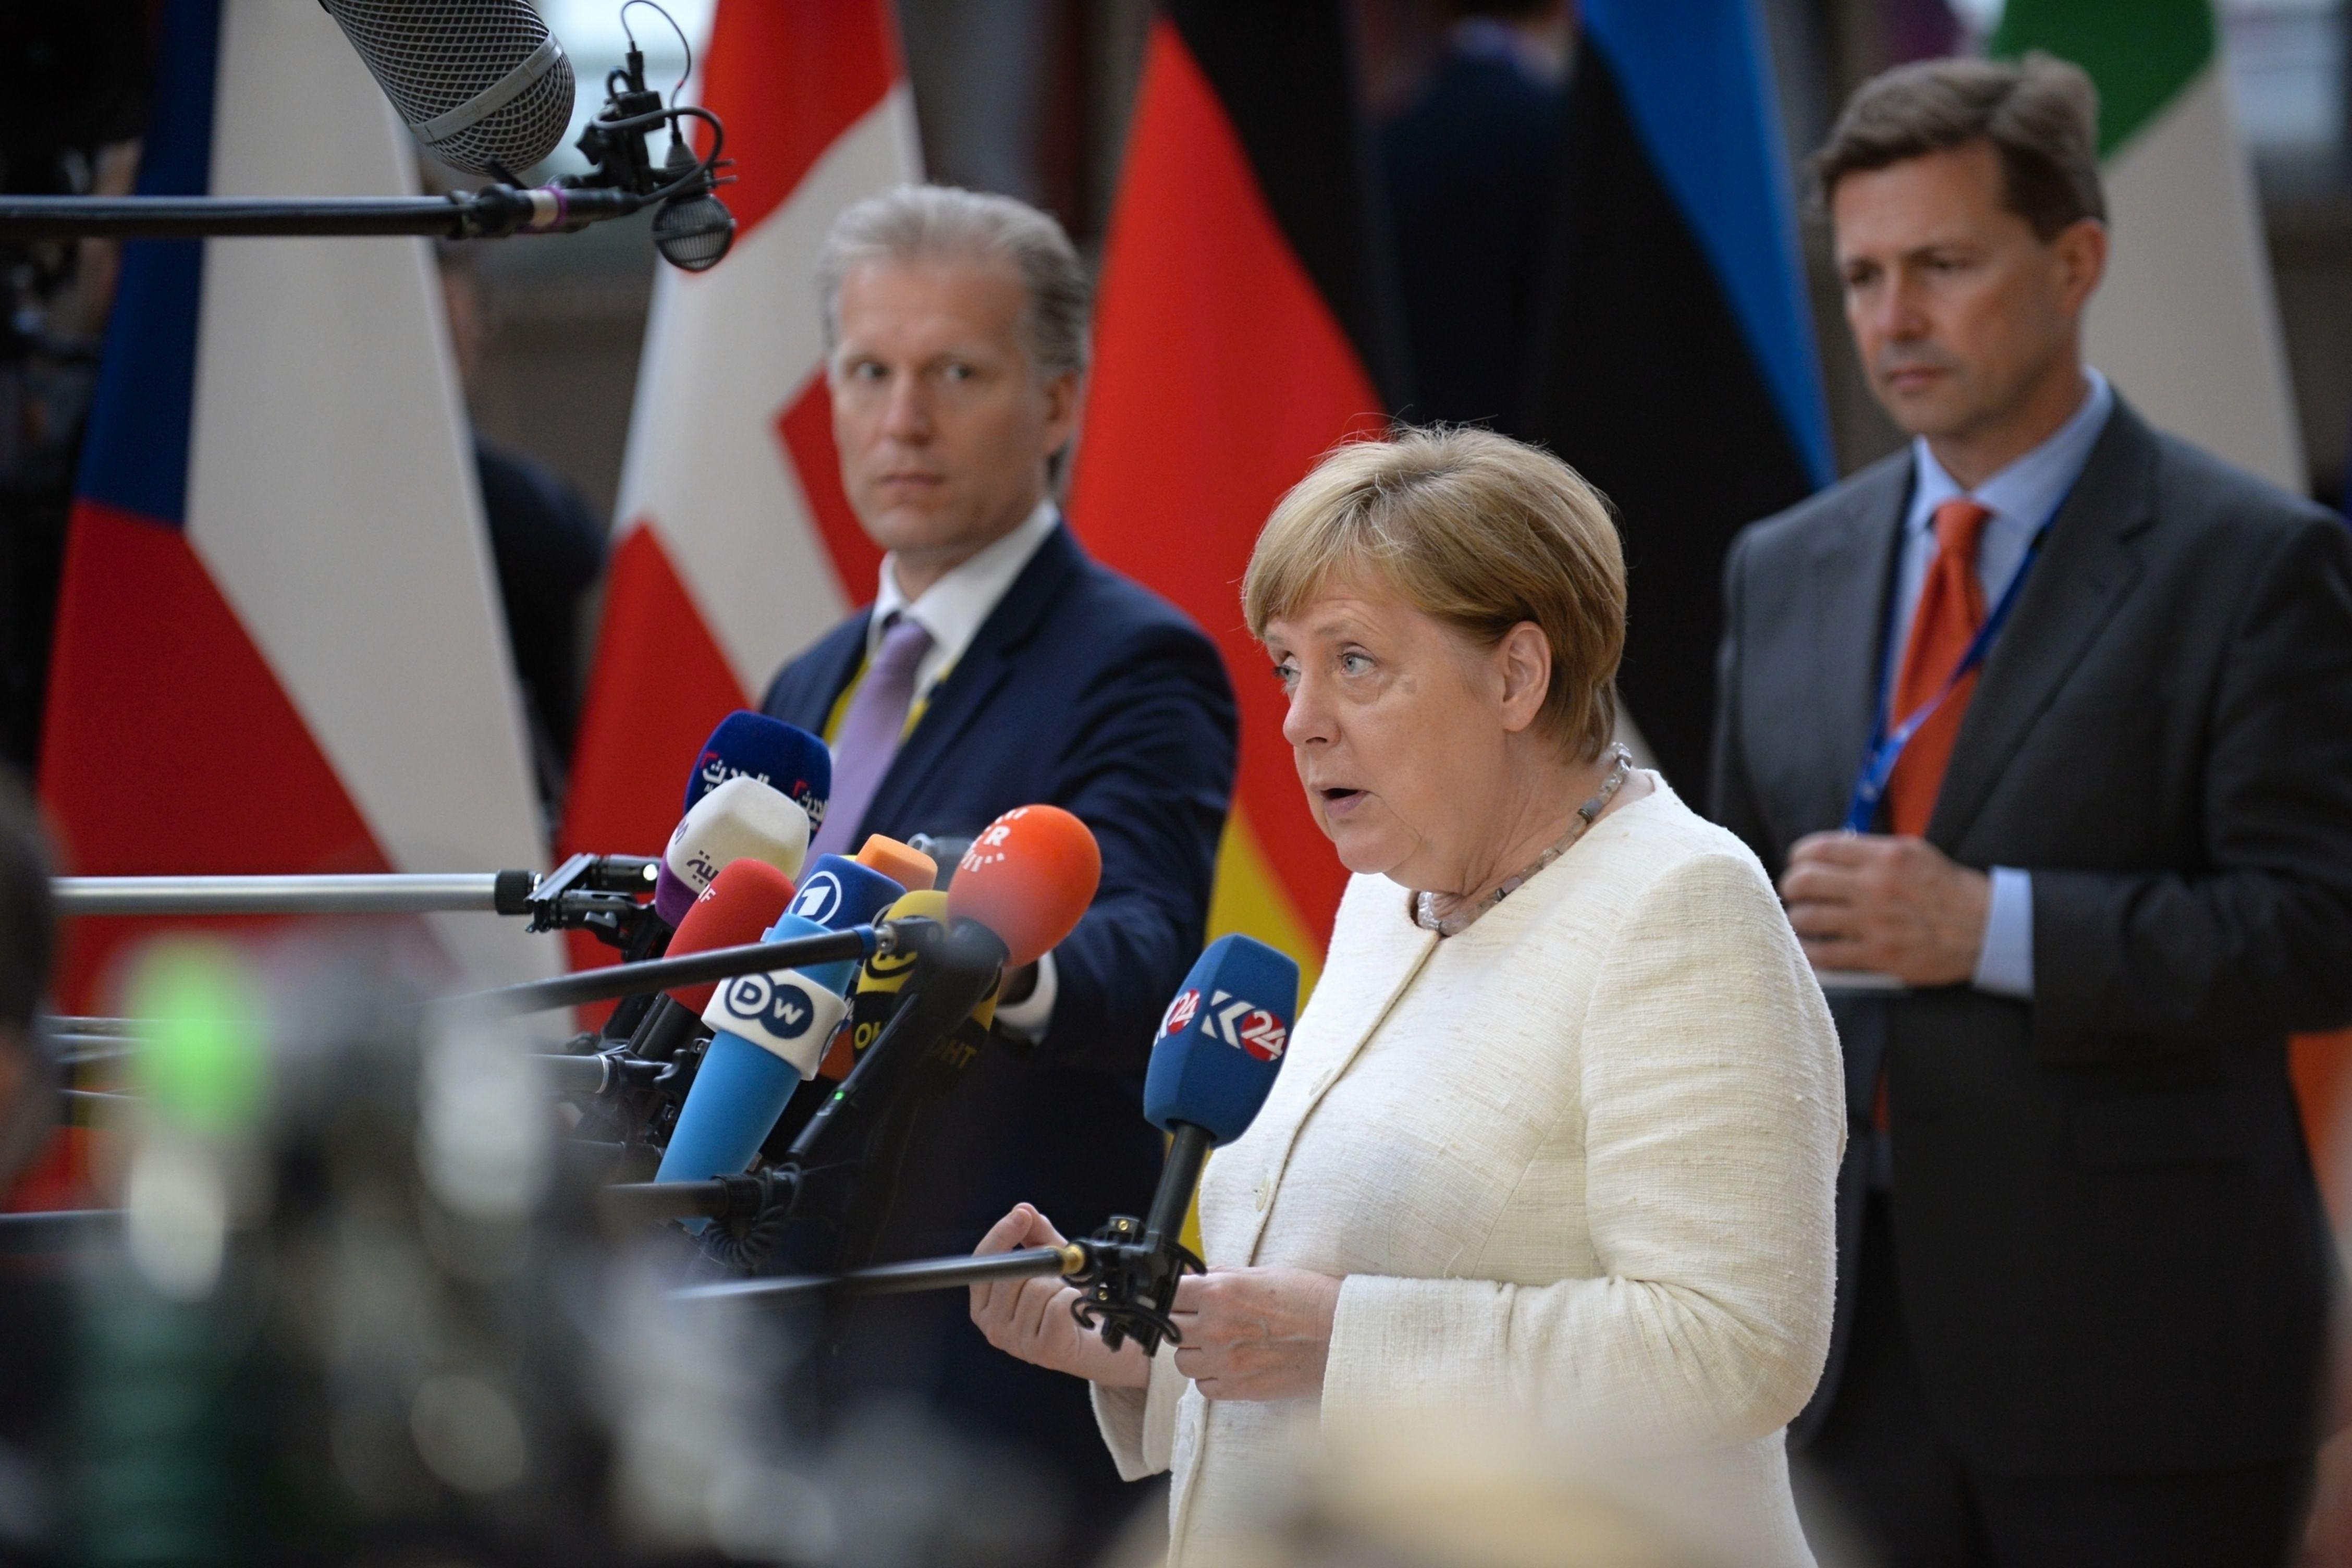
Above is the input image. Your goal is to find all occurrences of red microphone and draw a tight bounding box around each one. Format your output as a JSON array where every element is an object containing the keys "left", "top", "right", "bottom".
[
  {"left": 948, "top": 805, "right": 1101, "bottom": 968},
  {"left": 665, "top": 858, "right": 797, "bottom": 1014}
]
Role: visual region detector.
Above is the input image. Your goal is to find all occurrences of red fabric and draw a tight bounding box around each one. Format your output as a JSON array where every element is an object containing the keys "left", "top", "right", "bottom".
[
  {"left": 38, "top": 500, "right": 395, "bottom": 1011},
  {"left": 558, "top": 525, "right": 750, "bottom": 1014},
  {"left": 695, "top": 0, "right": 899, "bottom": 236},
  {"left": 1884, "top": 499, "right": 1994, "bottom": 838},
  {"left": 1067, "top": 18, "right": 1385, "bottom": 951}
]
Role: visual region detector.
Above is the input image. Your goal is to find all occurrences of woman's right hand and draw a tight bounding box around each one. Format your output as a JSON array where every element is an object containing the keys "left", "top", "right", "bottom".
[{"left": 970, "top": 1204, "right": 1150, "bottom": 1389}]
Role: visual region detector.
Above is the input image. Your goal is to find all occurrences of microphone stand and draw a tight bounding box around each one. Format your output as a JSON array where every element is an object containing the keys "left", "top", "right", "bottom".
[
  {"left": 0, "top": 45, "right": 735, "bottom": 270},
  {"left": 672, "top": 1244, "right": 1087, "bottom": 1306},
  {"left": 436, "top": 924, "right": 888, "bottom": 1020},
  {"left": 0, "top": 186, "right": 644, "bottom": 242}
]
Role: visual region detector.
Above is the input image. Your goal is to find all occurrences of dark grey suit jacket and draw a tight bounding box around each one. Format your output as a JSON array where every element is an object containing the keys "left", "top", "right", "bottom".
[{"left": 1712, "top": 399, "right": 2352, "bottom": 1473}]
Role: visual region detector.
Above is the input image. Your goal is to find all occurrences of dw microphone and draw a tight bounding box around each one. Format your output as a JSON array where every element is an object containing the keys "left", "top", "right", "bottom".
[{"left": 319, "top": 0, "right": 577, "bottom": 176}]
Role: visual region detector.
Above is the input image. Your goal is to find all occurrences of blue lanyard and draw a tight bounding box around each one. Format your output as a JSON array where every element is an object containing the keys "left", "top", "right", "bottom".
[{"left": 1842, "top": 505, "right": 2057, "bottom": 834}]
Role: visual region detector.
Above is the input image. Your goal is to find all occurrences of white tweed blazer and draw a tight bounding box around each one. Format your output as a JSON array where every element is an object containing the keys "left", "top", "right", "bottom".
[{"left": 1094, "top": 779, "right": 1844, "bottom": 1565}]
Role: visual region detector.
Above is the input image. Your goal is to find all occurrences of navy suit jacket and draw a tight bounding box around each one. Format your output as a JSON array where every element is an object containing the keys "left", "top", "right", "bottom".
[{"left": 760, "top": 521, "right": 1236, "bottom": 1481}]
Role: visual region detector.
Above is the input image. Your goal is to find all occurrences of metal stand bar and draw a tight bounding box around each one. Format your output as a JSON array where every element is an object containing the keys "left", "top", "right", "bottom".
[
  {"left": 671, "top": 1244, "right": 1085, "bottom": 1307},
  {"left": 55, "top": 873, "right": 517, "bottom": 916},
  {"left": 436, "top": 926, "right": 881, "bottom": 1020},
  {"left": 0, "top": 187, "right": 642, "bottom": 242},
  {"left": 0, "top": 1209, "right": 124, "bottom": 1253}
]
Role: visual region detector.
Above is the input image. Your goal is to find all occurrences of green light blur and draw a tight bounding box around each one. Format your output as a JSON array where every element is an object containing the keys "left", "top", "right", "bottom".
[{"left": 124, "top": 942, "right": 266, "bottom": 1138}]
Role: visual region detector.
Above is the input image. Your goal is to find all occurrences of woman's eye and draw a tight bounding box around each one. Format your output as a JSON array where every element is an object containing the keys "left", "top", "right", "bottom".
[
  {"left": 943, "top": 362, "right": 973, "bottom": 382},
  {"left": 1340, "top": 652, "right": 1373, "bottom": 676},
  {"left": 850, "top": 361, "right": 886, "bottom": 381},
  {"left": 1271, "top": 662, "right": 1298, "bottom": 689}
]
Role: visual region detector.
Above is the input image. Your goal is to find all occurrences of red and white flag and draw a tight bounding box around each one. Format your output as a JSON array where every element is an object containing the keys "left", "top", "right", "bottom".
[
  {"left": 562, "top": 2, "right": 921, "bottom": 909},
  {"left": 40, "top": 0, "right": 550, "bottom": 1006}
]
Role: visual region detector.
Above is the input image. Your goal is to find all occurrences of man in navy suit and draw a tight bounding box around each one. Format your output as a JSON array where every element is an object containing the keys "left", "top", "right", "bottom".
[{"left": 761, "top": 185, "right": 1236, "bottom": 1559}]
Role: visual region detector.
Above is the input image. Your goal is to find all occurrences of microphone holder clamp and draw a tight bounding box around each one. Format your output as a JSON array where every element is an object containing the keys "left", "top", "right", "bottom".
[{"left": 1067, "top": 1215, "right": 1203, "bottom": 1357}]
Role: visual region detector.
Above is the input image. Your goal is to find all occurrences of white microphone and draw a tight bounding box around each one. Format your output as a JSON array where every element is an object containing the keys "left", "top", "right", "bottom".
[
  {"left": 320, "top": 0, "right": 577, "bottom": 176},
  {"left": 654, "top": 776, "right": 812, "bottom": 926}
]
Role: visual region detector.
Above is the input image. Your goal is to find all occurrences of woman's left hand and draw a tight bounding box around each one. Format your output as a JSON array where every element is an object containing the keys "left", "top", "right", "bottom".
[{"left": 1169, "top": 1266, "right": 1342, "bottom": 1402}]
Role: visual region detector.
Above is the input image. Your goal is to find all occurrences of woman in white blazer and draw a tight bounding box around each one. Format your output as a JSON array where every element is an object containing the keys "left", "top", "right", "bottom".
[{"left": 971, "top": 428, "right": 1844, "bottom": 1565}]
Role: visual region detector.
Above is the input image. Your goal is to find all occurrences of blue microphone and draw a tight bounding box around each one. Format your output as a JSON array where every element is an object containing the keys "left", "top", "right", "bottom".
[
  {"left": 782, "top": 855, "right": 905, "bottom": 993},
  {"left": 685, "top": 711, "right": 832, "bottom": 832},
  {"left": 1139, "top": 935, "right": 1299, "bottom": 1247},
  {"left": 653, "top": 860, "right": 907, "bottom": 1199}
]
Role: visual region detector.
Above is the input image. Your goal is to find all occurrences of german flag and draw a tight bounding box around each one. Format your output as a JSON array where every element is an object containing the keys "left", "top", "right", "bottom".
[{"left": 1069, "top": 2, "right": 1401, "bottom": 990}]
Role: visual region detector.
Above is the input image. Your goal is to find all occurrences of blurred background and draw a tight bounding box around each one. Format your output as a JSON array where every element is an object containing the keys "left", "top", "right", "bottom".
[{"left": 466, "top": 0, "right": 2352, "bottom": 526}]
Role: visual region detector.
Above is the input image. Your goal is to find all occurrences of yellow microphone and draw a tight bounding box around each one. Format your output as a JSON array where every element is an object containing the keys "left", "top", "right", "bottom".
[{"left": 822, "top": 889, "right": 998, "bottom": 1080}]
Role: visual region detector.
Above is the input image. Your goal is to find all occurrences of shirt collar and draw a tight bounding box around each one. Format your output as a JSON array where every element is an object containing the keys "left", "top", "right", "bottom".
[
  {"left": 1909, "top": 367, "right": 2114, "bottom": 537},
  {"left": 868, "top": 498, "right": 1060, "bottom": 670}
]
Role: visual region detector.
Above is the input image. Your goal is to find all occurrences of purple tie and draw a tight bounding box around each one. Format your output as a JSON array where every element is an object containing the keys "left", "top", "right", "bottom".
[{"left": 809, "top": 612, "right": 934, "bottom": 859}]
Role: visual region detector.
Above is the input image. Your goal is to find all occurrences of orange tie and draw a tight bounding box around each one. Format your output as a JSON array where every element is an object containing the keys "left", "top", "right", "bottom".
[{"left": 1883, "top": 498, "right": 1994, "bottom": 837}]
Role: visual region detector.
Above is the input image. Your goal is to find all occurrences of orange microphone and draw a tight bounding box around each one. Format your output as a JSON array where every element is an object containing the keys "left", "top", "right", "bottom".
[
  {"left": 663, "top": 858, "right": 797, "bottom": 1015},
  {"left": 856, "top": 834, "right": 938, "bottom": 893},
  {"left": 947, "top": 804, "right": 1101, "bottom": 969}
]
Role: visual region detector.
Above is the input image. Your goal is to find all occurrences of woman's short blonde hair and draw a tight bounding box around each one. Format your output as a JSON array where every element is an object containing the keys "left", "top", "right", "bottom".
[{"left": 1243, "top": 427, "right": 1626, "bottom": 761}]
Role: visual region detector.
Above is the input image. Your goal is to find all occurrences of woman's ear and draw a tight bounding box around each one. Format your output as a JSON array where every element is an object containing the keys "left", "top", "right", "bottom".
[{"left": 1496, "top": 622, "right": 1552, "bottom": 734}]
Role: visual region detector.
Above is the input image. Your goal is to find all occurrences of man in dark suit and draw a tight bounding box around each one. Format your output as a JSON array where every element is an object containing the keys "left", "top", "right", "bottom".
[
  {"left": 760, "top": 185, "right": 1235, "bottom": 1560},
  {"left": 1711, "top": 56, "right": 2352, "bottom": 1566}
]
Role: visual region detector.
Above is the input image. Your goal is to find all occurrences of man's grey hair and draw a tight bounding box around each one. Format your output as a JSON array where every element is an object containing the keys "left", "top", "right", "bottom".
[{"left": 817, "top": 184, "right": 1091, "bottom": 382}]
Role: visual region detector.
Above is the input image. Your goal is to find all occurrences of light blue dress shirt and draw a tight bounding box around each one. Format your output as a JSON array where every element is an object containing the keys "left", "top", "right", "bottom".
[{"left": 1885, "top": 369, "right": 2113, "bottom": 1000}]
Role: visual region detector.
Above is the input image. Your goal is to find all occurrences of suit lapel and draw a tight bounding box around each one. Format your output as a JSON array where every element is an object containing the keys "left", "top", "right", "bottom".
[
  {"left": 859, "top": 524, "right": 1085, "bottom": 838},
  {"left": 1928, "top": 403, "right": 2157, "bottom": 848},
  {"left": 1796, "top": 458, "right": 1910, "bottom": 830}
]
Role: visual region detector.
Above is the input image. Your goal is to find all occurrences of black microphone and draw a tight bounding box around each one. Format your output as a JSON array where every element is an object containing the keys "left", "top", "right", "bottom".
[{"left": 320, "top": 0, "right": 578, "bottom": 176}]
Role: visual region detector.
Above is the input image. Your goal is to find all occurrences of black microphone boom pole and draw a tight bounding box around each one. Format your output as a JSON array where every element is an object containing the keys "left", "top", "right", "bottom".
[
  {"left": 673, "top": 1244, "right": 1088, "bottom": 1307},
  {"left": 438, "top": 927, "right": 883, "bottom": 1020}
]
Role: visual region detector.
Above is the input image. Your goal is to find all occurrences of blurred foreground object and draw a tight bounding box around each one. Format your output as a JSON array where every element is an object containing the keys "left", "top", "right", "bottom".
[{"left": 1119, "top": 1412, "right": 1744, "bottom": 1568}]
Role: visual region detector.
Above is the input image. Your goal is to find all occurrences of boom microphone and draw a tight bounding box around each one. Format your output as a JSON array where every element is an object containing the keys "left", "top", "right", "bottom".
[
  {"left": 321, "top": 0, "right": 578, "bottom": 176},
  {"left": 653, "top": 776, "right": 810, "bottom": 926}
]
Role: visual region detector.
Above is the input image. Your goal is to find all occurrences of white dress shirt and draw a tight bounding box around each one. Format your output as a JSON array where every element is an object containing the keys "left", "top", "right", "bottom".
[
  {"left": 865, "top": 497, "right": 1062, "bottom": 1036},
  {"left": 1886, "top": 369, "right": 2113, "bottom": 999}
]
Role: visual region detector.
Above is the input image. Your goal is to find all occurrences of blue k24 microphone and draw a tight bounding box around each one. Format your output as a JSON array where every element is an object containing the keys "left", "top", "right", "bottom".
[{"left": 1138, "top": 936, "right": 1298, "bottom": 1251}]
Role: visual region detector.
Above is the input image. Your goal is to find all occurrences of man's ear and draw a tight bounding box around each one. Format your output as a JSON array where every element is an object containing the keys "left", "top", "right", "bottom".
[
  {"left": 1496, "top": 622, "right": 1554, "bottom": 735},
  {"left": 2053, "top": 216, "right": 2108, "bottom": 314},
  {"left": 1040, "top": 370, "right": 1083, "bottom": 456}
]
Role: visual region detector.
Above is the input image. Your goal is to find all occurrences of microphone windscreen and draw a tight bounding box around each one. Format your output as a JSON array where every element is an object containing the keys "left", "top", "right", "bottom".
[
  {"left": 663, "top": 858, "right": 796, "bottom": 1014},
  {"left": 1143, "top": 934, "right": 1299, "bottom": 1145},
  {"left": 948, "top": 805, "right": 1102, "bottom": 968},
  {"left": 856, "top": 835, "right": 938, "bottom": 893},
  {"left": 320, "top": 0, "right": 576, "bottom": 176},
  {"left": 655, "top": 775, "right": 811, "bottom": 924},
  {"left": 659, "top": 912, "right": 851, "bottom": 1187},
  {"left": 685, "top": 712, "right": 832, "bottom": 832},
  {"left": 785, "top": 855, "right": 905, "bottom": 993}
]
